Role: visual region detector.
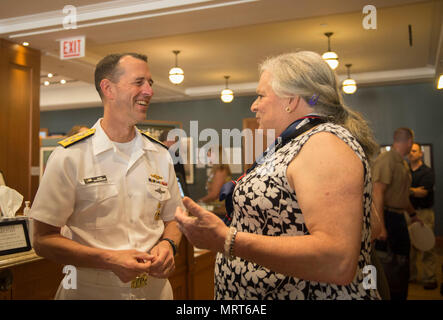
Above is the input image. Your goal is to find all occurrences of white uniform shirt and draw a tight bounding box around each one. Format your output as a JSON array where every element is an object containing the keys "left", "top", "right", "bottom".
[{"left": 31, "top": 119, "right": 184, "bottom": 252}]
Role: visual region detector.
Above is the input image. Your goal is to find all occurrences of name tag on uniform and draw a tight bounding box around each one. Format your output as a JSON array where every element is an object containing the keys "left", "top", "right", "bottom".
[{"left": 84, "top": 175, "right": 107, "bottom": 184}]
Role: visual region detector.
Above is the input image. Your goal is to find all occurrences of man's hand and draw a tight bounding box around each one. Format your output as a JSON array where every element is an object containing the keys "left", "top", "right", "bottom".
[
  {"left": 410, "top": 186, "right": 428, "bottom": 198},
  {"left": 148, "top": 240, "right": 176, "bottom": 278},
  {"left": 106, "top": 249, "right": 153, "bottom": 283}
]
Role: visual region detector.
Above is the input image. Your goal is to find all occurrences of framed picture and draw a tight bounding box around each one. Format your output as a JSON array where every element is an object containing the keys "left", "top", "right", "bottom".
[
  {"left": 0, "top": 219, "right": 31, "bottom": 256},
  {"left": 137, "top": 120, "right": 182, "bottom": 140},
  {"left": 39, "top": 128, "right": 49, "bottom": 138},
  {"left": 380, "top": 143, "right": 433, "bottom": 168},
  {"left": 40, "top": 146, "right": 57, "bottom": 180}
]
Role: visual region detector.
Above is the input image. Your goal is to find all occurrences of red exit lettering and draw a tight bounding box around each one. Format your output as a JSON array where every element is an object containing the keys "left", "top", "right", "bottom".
[{"left": 63, "top": 39, "right": 82, "bottom": 57}]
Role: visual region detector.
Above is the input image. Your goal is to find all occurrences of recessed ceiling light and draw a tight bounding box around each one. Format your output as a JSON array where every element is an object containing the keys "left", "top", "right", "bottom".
[
  {"left": 60, "top": 79, "right": 66, "bottom": 84},
  {"left": 48, "top": 73, "right": 53, "bottom": 78},
  {"left": 44, "top": 81, "right": 50, "bottom": 86}
]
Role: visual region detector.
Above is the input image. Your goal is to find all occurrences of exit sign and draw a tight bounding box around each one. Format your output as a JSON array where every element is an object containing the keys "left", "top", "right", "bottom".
[{"left": 60, "top": 36, "right": 85, "bottom": 60}]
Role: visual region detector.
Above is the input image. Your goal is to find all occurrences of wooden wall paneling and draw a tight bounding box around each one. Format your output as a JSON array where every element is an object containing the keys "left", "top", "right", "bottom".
[
  {"left": 190, "top": 250, "right": 216, "bottom": 300},
  {"left": 0, "top": 39, "right": 40, "bottom": 205},
  {"left": 169, "top": 237, "right": 191, "bottom": 299},
  {"left": 11, "top": 259, "right": 63, "bottom": 300},
  {"left": 0, "top": 41, "right": 9, "bottom": 193},
  {"left": 0, "top": 289, "right": 12, "bottom": 300},
  {"left": 242, "top": 118, "right": 269, "bottom": 172}
]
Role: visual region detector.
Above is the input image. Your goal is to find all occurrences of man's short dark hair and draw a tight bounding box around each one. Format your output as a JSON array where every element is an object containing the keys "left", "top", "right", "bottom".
[
  {"left": 413, "top": 142, "right": 423, "bottom": 152},
  {"left": 393, "top": 127, "right": 414, "bottom": 142},
  {"left": 94, "top": 53, "right": 148, "bottom": 99}
]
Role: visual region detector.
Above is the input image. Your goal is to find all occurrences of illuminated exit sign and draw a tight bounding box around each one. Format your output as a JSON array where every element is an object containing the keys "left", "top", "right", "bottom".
[{"left": 60, "top": 36, "right": 85, "bottom": 60}]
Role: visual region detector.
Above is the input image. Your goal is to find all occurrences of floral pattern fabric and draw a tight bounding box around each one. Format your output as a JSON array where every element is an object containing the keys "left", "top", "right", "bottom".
[{"left": 214, "top": 123, "right": 381, "bottom": 300}]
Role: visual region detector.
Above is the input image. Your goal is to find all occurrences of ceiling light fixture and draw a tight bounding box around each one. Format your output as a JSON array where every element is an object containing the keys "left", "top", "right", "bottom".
[
  {"left": 342, "top": 64, "right": 357, "bottom": 94},
  {"left": 322, "top": 32, "right": 339, "bottom": 70},
  {"left": 48, "top": 73, "right": 53, "bottom": 78},
  {"left": 44, "top": 81, "right": 50, "bottom": 86},
  {"left": 221, "top": 76, "right": 234, "bottom": 103},
  {"left": 22, "top": 42, "right": 29, "bottom": 46},
  {"left": 60, "top": 79, "right": 66, "bottom": 84},
  {"left": 437, "top": 74, "right": 443, "bottom": 90},
  {"left": 169, "top": 50, "right": 184, "bottom": 85}
]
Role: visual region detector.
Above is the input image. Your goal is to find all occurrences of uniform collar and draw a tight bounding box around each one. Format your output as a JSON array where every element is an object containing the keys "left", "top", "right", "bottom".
[
  {"left": 91, "top": 119, "right": 160, "bottom": 156},
  {"left": 91, "top": 119, "right": 113, "bottom": 156},
  {"left": 135, "top": 127, "right": 159, "bottom": 153}
]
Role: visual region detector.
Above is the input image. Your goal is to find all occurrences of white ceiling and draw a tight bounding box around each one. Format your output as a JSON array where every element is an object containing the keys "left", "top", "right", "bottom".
[{"left": 1, "top": 0, "right": 442, "bottom": 110}]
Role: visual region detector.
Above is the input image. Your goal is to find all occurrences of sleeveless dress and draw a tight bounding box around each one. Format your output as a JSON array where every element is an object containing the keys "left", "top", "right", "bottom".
[{"left": 214, "top": 123, "right": 381, "bottom": 300}]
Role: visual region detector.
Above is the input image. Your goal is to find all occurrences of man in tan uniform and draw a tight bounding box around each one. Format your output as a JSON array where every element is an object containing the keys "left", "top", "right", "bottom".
[{"left": 372, "top": 127, "right": 421, "bottom": 300}]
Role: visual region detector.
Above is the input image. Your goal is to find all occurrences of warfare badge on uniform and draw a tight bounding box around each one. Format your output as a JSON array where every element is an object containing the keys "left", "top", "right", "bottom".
[{"left": 131, "top": 273, "right": 148, "bottom": 289}]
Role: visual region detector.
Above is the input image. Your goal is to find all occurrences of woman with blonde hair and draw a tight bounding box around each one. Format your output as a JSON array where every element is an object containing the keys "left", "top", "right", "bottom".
[
  {"left": 199, "top": 146, "right": 232, "bottom": 207},
  {"left": 176, "top": 51, "right": 380, "bottom": 300}
]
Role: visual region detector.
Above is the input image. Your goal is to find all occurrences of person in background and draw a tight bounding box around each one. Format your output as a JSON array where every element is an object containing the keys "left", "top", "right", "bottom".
[
  {"left": 408, "top": 142, "right": 437, "bottom": 290},
  {"left": 31, "top": 53, "right": 183, "bottom": 300},
  {"left": 176, "top": 51, "right": 381, "bottom": 300},
  {"left": 159, "top": 129, "right": 189, "bottom": 197},
  {"left": 66, "top": 125, "right": 89, "bottom": 137},
  {"left": 372, "top": 127, "right": 421, "bottom": 300},
  {"left": 198, "top": 145, "right": 232, "bottom": 206}
]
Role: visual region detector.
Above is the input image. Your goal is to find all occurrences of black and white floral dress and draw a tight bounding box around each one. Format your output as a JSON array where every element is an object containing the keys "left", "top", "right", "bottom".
[{"left": 214, "top": 123, "right": 381, "bottom": 300}]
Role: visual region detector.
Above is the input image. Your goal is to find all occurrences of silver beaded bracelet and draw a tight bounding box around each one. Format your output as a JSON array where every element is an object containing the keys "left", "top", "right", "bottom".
[{"left": 224, "top": 226, "right": 238, "bottom": 260}]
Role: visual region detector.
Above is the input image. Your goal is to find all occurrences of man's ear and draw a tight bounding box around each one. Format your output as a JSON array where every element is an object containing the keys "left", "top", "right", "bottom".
[{"left": 100, "top": 79, "right": 114, "bottom": 100}]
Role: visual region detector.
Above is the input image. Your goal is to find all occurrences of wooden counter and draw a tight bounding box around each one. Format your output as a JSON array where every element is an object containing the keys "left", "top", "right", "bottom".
[
  {"left": 0, "top": 238, "right": 216, "bottom": 300},
  {"left": 0, "top": 250, "right": 64, "bottom": 300},
  {"left": 167, "top": 238, "right": 216, "bottom": 300}
]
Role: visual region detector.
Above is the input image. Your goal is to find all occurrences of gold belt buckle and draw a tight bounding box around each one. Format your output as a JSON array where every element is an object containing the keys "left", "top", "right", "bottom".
[{"left": 131, "top": 273, "right": 148, "bottom": 289}]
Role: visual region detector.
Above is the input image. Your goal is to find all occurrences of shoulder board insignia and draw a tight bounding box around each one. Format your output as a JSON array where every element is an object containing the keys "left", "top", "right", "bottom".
[
  {"left": 139, "top": 130, "right": 168, "bottom": 150},
  {"left": 58, "top": 128, "right": 96, "bottom": 148}
]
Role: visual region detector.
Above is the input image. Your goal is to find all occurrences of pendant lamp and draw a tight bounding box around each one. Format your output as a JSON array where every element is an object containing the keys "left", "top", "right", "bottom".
[
  {"left": 342, "top": 64, "right": 357, "bottom": 94},
  {"left": 221, "top": 76, "right": 234, "bottom": 103},
  {"left": 169, "top": 50, "right": 184, "bottom": 84},
  {"left": 322, "top": 32, "right": 339, "bottom": 70}
]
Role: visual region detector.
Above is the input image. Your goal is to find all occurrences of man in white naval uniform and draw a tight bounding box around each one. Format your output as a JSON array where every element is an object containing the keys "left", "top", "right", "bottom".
[{"left": 31, "top": 53, "right": 184, "bottom": 299}]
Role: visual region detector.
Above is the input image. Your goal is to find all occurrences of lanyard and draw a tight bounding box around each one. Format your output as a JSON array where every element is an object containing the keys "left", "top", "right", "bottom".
[{"left": 219, "top": 115, "right": 325, "bottom": 225}]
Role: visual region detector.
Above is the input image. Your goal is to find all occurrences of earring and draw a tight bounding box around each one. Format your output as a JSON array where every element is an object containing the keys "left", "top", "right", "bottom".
[{"left": 285, "top": 107, "right": 291, "bottom": 113}]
